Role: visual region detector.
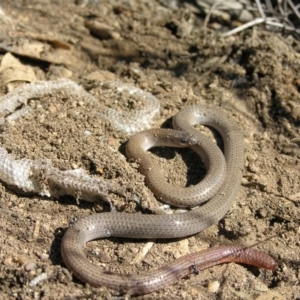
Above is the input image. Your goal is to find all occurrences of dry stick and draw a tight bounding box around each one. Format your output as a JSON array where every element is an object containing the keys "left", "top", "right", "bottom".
[
  {"left": 223, "top": 15, "right": 299, "bottom": 37},
  {"left": 255, "top": 0, "right": 266, "bottom": 19},
  {"left": 130, "top": 240, "right": 155, "bottom": 265},
  {"left": 264, "top": 0, "right": 275, "bottom": 13},
  {"left": 222, "top": 17, "right": 265, "bottom": 37},
  {"left": 265, "top": 0, "right": 300, "bottom": 32},
  {"left": 202, "top": 0, "right": 223, "bottom": 42},
  {"left": 287, "top": 0, "right": 300, "bottom": 20},
  {"left": 221, "top": 0, "right": 300, "bottom": 37},
  {"left": 265, "top": 18, "right": 285, "bottom": 28},
  {"left": 254, "top": 0, "right": 282, "bottom": 31},
  {"left": 271, "top": 0, "right": 295, "bottom": 28},
  {"left": 277, "top": 0, "right": 287, "bottom": 16}
]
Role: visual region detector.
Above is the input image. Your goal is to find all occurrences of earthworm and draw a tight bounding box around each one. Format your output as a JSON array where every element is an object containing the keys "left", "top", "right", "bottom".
[
  {"left": 61, "top": 105, "right": 276, "bottom": 294},
  {"left": 61, "top": 241, "right": 277, "bottom": 295}
]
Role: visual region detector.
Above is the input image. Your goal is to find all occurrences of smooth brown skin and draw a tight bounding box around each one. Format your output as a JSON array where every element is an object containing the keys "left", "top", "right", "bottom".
[
  {"left": 61, "top": 105, "right": 277, "bottom": 295},
  {"left": 126, "top": 127, "right": 227, "bottom": 207}
]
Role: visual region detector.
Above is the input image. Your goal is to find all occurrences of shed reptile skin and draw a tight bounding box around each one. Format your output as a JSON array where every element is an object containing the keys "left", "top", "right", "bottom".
[{"left": 61, "top": 105, "right": 276, "bottom": 295}]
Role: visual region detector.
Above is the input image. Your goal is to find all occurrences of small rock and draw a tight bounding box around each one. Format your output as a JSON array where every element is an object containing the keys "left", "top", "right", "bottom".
[
  {"left": 100, "top": 254, "right": 111, "bottom": 263},
  {"left": 48, "top": 105, "right": 57, "bottom": 113},
  {"left": 107, "top": 136, "right": 117, "bottom": 146},
  {"left": 24, "top": 261, "right": 37, "bottom": 272},
  {"left": 3, "top": 257, "right": 12, "bottom": 266},
  {"left": 40, "top": 253, "right": 49, "bottom": 261},
  {"left": 256, "top": 208, "right": 268, "bottom": 218},
  {"left": 207, "top": 281, "right": 220, "bottom": 293},
  {"left": 84, "top": 130, "right": 92, "bottom": 136},
  {"left": 84, "top": 20, "right": 119, "bottom": 40},
  {"left": 249, "top": 162, "right": 260, "bottom": 173}
]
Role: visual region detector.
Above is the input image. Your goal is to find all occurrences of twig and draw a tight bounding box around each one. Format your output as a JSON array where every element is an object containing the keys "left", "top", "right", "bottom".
[
  {"left": 287, "top": 0, "right": 300, "bottom": 20},
  {"left": 255, "top": 0, "right": 266, "bottom": 19},
  {"left": 222, "top": 17, "right": 265, "bottom": 37},
  {"left": 203, "top": 0, "right": 223, "bottom": 40},
  {"left": 130, "top": 240, "right": 155, "bottom": 265},
  {"left": 212, "top": 0, "right": 300, "bottom": 38}
]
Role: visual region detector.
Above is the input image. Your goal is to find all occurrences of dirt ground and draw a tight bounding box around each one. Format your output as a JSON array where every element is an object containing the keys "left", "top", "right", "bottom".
[{"left": 0, "top": 1, "right": 299, "bottom": 299}]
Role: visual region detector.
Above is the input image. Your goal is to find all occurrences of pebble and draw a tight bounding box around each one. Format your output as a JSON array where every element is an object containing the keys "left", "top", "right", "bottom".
[
  {"left": 100, "top": 254, "right": 111, "bottom": 263},
  {"left": 107, "top": 136, "right": 117, "bottom": 146},
  {"left": 24, "top": 261, "right": 37, "bottom": 271},
  {"left": 207, "top": 281, "right": 220, "bottom": 293},
  {"left": 177, "top": 239, "right": 189, "bottom": 256},
  {"left": 84, "top": 130, "right": 92, "bottom": 136},
  {"left": 48, "top": 105, "right": 57, "bottom": 113},
  {"left": 247, "top": 153, "right": 257, "bottom": 163},
  {"left": 40, "top": 253, "right": 49, "bottom": 261},
  {"left": 249, "top": 162, "right": 260, "bottom": 173},
  {"left": 256, "top": 207, "right": 268, "bottom": 218},
  {"left": 3, "top": 257, "right": 12, "bottom": 266}
]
